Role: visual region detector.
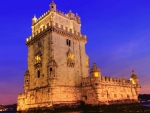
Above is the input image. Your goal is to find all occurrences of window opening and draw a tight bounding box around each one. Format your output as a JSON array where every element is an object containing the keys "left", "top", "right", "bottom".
[
  {"left": 37, "top": 70, "right": 40, "bottom": 78},
  {"left": 50, "top": 68, "right": 52, "bottom": 71},
  {"left": 66, "top": 39, "right": 71, "bottom": 46},
  {"left": 69, "top": 40, "right": 71, "bottom": 46},
  {"left": 66, "top": 39, "right": 68, "bottom": 45}
]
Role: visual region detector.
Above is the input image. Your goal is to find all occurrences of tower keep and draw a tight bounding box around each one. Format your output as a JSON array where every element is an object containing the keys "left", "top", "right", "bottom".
[{"left": 17, "top": 1, "right": 89, "bottom": 111}]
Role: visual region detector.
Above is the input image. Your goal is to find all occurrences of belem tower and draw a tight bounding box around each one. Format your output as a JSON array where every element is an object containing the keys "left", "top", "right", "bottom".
[{"left": 17, "top": 1, "right": 141, "bottom": 111}]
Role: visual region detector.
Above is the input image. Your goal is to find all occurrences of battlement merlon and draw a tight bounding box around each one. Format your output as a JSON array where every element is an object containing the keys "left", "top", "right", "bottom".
[
  {"left": 26, "top": 23, "right": 87, "bottom": 45},
  {"left": 31, "top": 1, "right": 81, "bottom": 35}
]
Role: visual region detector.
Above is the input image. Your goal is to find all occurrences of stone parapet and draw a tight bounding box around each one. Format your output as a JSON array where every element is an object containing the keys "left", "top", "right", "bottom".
[
  {"left": 26, "top": 23, "right": 86, "bottom": 45},
  {"left": 32, "top": 9, "right": 80, "bottom": 26},
  {"left": 82, "top": 75, "right": 134, "bottom": 87}
]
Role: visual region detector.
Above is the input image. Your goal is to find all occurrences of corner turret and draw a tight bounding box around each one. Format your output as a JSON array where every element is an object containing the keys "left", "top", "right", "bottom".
[
  {"left": 47, "top": 59, "right": 58, "bottom": 87},
  {"left": 32, "top": 15, "right": 37, "bottom": 25},
  {"left": 49, "top": 0, "right": 56, "bottom": 12},
  {"left": 130, "top": 70, "right": 139, "bottom": 85},
  {"left": 90, "top": 63, "right": 101, "bottom": 78}
]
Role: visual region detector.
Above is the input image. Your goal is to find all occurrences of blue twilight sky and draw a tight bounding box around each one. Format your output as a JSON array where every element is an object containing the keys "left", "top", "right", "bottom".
[{"left": 0, "top": 0, "right": 150, "bottom": 105}]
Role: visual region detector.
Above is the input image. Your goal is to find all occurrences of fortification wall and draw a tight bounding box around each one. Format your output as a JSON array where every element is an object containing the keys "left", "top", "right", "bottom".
[
  {"left": 17, "top": 86, "right": 81, "bottom": 111},
  {"left": 81, "top": 76, "right": 139, "bottom": 105}
]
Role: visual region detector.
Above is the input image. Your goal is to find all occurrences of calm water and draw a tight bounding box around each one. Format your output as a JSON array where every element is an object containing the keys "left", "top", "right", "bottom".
[{"left": 141, "top": 101, "right": 150, "bottom": 107}]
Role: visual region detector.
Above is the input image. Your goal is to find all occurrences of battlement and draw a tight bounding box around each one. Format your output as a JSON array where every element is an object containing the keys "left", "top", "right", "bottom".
[
  {"left": 82, "top": 77, "right": 91, "bottom": 86},
  {"left": 82, "top": 75, "right": 133, "bottom": 87},
  {"left": 33, "top": 10, "right": 50, "bottom": 25},
  {"left": 27, "top": 2, "right": 84, "bottom": 45},
  {"left": 26, "top": 21, "right": 86, "bottom": 44},
  {"left": 32, "top": 9, "right": 80, "bottom": 26},
  {"left": 31, "top": 1, "right": 81, "bottom": 37}
]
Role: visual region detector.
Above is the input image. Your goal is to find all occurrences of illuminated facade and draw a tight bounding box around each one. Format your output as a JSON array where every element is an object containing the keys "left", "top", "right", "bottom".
[{"left": 17, "top": 1, "right": 141, "bottom": 111}]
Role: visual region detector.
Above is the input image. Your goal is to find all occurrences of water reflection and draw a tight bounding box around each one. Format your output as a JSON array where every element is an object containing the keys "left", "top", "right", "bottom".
[{"left": 141, "top": 102, "right": 150, "bottom": 107}]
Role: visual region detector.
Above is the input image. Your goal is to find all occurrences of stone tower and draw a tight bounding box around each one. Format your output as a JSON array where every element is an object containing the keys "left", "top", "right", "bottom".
[{"left": 17, "top": 1, "right": 89, "bottom": 111}]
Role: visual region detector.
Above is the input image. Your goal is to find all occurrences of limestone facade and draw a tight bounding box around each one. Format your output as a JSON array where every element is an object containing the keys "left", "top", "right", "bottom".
[{"left": 17, "top": 1, "right": 141, "bottom": 111}]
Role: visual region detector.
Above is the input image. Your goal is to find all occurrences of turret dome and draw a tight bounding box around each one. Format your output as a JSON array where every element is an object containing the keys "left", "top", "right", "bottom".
[
  {"left": 90, "top": 63, "right": 101, "bottom": 73},
  {"left": 131, "top": 70, "right": 138, "bottom": 79}
]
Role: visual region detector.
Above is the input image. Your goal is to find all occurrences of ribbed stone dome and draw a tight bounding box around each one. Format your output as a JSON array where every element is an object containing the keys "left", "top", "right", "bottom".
[
  {"left": 131, "top": 70, "right": 138, "bottom": 79},
  {"left": 90, "top": 63, "right": 101, "bottom": 73}
]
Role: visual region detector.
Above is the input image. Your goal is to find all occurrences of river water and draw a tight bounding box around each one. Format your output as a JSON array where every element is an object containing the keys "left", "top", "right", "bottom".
[{"left": 141, "top": 101, "right": 150, "bottom": 107}]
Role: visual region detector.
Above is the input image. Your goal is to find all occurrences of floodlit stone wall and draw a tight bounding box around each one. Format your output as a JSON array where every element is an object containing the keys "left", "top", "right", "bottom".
[{"left": 81, "top": 75, "right": 140, "bottom": 105}]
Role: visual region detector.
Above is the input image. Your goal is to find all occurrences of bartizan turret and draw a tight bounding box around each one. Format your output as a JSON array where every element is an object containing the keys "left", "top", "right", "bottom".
[
  {"left": 90, "top": 63, "right": 101, "bottom": 83},
  {"left": 130, "top": 70, "right": 139, "bottom": 85},
  {"left": 32, "top": 15, "right": 37, "bottom": 25},
  {"left": 47, "top": 59, "right": 58, "bottom": 87},
  {"left": 130, "top": 70, "right": 141, "bottom": 96}
]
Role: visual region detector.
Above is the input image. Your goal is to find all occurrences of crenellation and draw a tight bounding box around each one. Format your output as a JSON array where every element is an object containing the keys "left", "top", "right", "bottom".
[
  {"left": 26, "top": 23, "right": 86, "bottom": 44},
  {"left": 32, "top": 8, "right": 81, "bottom": 34}
]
